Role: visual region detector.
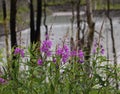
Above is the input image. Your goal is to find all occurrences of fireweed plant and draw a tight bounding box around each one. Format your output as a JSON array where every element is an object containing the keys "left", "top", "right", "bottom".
[{"left": 0, "top": 37, "right": 120, "bottom": 94}]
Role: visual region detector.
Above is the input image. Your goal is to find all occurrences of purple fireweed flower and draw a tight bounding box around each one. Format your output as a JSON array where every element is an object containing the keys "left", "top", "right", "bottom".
[
  {"left": 40, "top": 39, "right": 52, "bottom": 57},
  {"left": 78, "top": 60, "right": 84, "bottom": 63},
  {"left": 14, "top": 47, "right": 21, "bottom": 54},
  {"left": 62, "top": 53, "right": 69, "bottom": 63},
  {"left": 56, "top": 47, "right": 63, "bottom": 55},
  {"left": 70, "top": 50, "right": 77, "bottom": 57},
  {"left": 93, "top": 48, "right": 96, "bottom": 54},
  {"left": 53, "top": 58, "right": 56, "bottom": 63},
  {"left": 14, "top": 47, "right": 24, "bottom": 58},
  {"left": 20, "top": 49, "right": 24, "bottom": 58},
  {"left": 56, "top": 45, "right": 70, "bottom": 63},
  {"left": 37, "top": 59, "right": 42, "bottom": 65},
  {"left": 100, "top": 45, "right": 103, "bottom": 48},
  {"left": 101, "top": 48, "right": 104, "bottom": 54},
  {"left": 78, "top": 50, "right": 84, "bottom": 58},
  {"left": 94, "top": 42, "right": 97, "bottom": 47},
  {"left": 46, "top": 51, "right": 51, "bottom": 57},
  {"left": 0, "top": 78, "right": 6, "bottom": 84},
  {"left": 63, "top": 45, "right": 69, "bottom": 52}
]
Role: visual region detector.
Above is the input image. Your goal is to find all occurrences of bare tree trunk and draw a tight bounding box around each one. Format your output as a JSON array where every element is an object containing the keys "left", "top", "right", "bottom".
[
  {"left": 43, "top": 0, "right": 48, "bottom": 37},
  {"left": 2, "top": 0, "right": 11, "bottom": 80},
  {"left": 76, "top": 0, "right": 81, "bottom": 49},
  {"left": 2, "top": 0, "right": 9, "bottom": 59},
  {"left": 86, "top": 0, "right": 95, "bottom": 58},
  {"left": 10, "top": 0, "right": 18, "bottom": 80},
  {"left": 35, "top": 0, "right": 42, "bottom": 44},
  {"left": 85, "top": 0, "right": 95, "bottom": 75},
  {"left": 29, "top": 0, "right": 35, "bottom": 44},
  {"left": 70, "top": 0, "right": 75, "bottom": 51},
  {"left": 10, "top": 0, "right": 17, "bottom": 48},
  {"left": 106, "top": 0, "right": 118, "bottom": 90},
  {"left": 106, "top": 27, "right": 109, "bottom": 64}
]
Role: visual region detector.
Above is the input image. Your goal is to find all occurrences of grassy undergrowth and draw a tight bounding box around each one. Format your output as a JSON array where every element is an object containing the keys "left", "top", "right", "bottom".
[{"left": 0, "top": 35, "right": 120, "bottom": 94}]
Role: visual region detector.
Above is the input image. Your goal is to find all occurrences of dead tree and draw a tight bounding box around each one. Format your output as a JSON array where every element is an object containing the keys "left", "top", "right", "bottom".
[
  {"left": 10, "top": 0, "right": 18, "bottom": 80},
  {"left": 70, "top": 0, "right": 75, "bottom": 51},
  {"left": 76, "top": 0, "right": 81, "bottom": 49},
  {"left": 35, "top": 0, "right": 42, "bottom": 44},
  {"left": 85, "top": 0, "right": 95, "bottom": 75},
  {"left": 43, "top": 0, "right": 48, "bottom": 37},
  {"left": 2, "top": 0, "right": 9, "bottom": 59},
  {"left": 10, "top": 0, "right": 17, "bottom": 48},
  {"left": 106, "top": 0, "right": 118, "bottom": 90},
  {"left": 29, "top": 0, "right": 35, "bottom": 44},
  {"left": 86, "top": 0, "right": 95, "bottom": 58}
]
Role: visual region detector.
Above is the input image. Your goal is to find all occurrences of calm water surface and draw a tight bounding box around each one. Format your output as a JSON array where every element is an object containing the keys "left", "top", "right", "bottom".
[{"left": 0, "top": 12, "right": 120, "bottom": 63}]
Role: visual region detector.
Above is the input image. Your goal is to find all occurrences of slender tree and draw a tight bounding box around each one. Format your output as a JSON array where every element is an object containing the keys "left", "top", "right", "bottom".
[
  {"left": 76, "top": 0, "right": 81, "bottom": 49},
  {"left": 85, "top": 0, "right": 95, "bottom": 75},
  {"left": 35, "top": 0, "right": 42, "bottom": 43},
  {"left": 86, "top": 0, "right": 95, "bottom": 57},
  {"left": 70, "top": 0, "right": 75, "bottom": 51},
  {"left": 10, "top": 0, "right": 18, "bottom": 81},
  {"left": 2, "top": 0, "right": 9, "bottom": 59},
  {"left": 106, "top": 0, "right": 118, "bottom": 90},
  {"left": 43, "top": 0, "right": 48, "bottom": 36},
  {"left": 10, "top": 0, "right": 17, "bottom": 48},
  {"left": 2, "top": 0, "right": 6, "bottom": 20},
  {"left": 29, "top": 0, "right": 35, "bottom": 44}
]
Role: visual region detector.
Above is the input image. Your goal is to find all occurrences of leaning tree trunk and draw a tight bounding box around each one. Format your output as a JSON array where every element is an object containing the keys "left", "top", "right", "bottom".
[
  {"left": 35, "top": 0, "right": 42, "bottom": 44},
  {"left": 106, "top": 0, "right": 118, "bottom": 90},
  {"left": 10, "top": 0, "right": 17, "bottom": 48}
]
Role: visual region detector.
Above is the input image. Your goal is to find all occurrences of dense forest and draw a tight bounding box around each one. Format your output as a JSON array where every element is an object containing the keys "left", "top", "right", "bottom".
[{"left": 0, "top": 0, "right": 120, "bottom": 94}]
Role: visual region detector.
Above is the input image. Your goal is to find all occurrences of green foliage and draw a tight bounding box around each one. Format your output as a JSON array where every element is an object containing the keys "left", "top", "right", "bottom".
[
  {"left": 0, "top": 42, "right": 119, "bottom": 94},
  {"left": 96, "top": 3, "right": 120, "bottom": 10}
]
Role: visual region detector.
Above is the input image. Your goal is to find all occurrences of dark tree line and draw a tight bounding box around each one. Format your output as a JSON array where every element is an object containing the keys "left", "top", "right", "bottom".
[{"left": 7, "top": 0, "right": 42, "bottom": 48}]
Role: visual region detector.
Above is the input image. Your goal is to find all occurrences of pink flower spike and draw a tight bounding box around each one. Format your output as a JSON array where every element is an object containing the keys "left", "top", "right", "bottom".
[
  {"left": 14, "top": 47, "right": 25, "bottom": 58},
  {"left": 37, "top": 59, "right": 42, "bottom": 66},
  {"left": 20, "top": 49, "right": 25, "bottom": 58},
  {"left": 78, "top": 50, "right": 84, "bottom": 58},
  {"left": 53, "top": 58, "right": 56, "bottom": 63},
  {"left": 0, "top": 78, "right": 6, "bottom": 84},
  {"left": 101, "top": 48, "right": 104, "bottom": 55},
  {"left": 14, "top": 47, "right": 21, "bottom": 54}
]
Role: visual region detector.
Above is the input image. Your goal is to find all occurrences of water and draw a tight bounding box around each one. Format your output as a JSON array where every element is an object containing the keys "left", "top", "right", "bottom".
[{"left": 0, "top": 12, "right": 120, "bottom": 63}]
